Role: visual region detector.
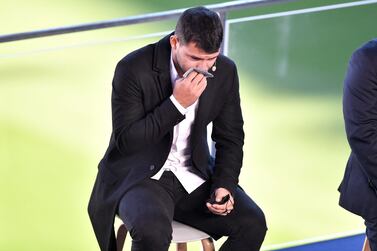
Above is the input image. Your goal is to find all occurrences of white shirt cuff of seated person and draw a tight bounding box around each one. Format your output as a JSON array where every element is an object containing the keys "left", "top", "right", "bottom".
[{"left": 170, "top": 95, "right": 187, "bottom": 115}]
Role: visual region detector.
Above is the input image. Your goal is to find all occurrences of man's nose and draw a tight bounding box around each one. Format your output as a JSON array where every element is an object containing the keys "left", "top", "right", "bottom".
[{"left": 196, "top": 61, "right": 210, "bottom": 71}]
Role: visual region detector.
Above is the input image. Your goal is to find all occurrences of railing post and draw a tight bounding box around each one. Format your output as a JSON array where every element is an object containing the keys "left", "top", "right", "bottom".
[
  {"left": 208, "top": 10, "right": 228, "bottom": 158},
  {"left": 218, "top": 11, "right": 228, "bottom": 55}
]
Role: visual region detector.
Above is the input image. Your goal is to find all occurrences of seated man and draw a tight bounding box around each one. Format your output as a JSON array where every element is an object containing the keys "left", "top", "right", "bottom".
[{"left": 88, "top": 6, "right": 267, "bottom": 251}]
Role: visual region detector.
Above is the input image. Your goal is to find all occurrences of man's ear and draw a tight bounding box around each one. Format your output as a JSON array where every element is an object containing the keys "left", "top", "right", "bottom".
[{"left": 170, "top": 35, "right": 179, "bottom": 50}]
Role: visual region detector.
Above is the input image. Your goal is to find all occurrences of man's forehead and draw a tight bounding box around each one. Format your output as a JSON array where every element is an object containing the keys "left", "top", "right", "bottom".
[{"left": 182, "top": 42, "right": 220, "bottom": 59}]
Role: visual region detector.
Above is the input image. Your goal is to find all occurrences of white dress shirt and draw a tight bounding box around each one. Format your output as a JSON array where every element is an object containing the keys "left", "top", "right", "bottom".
[{"left": 151, "top": 53, "right": 206, "bottom": 193}]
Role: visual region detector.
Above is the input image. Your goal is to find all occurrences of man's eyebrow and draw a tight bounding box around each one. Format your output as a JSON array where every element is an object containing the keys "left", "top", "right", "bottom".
[{"left": 189, "top": 55, "right": 217, "bottom": 60}]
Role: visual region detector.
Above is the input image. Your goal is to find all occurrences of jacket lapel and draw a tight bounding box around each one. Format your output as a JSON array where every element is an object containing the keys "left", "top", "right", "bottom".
[
  {"left": 153, "top": 33, "right": 173, "bottom": 100},
  {"left": 191, "top": 76, "right": 215, "bottom": 148}
]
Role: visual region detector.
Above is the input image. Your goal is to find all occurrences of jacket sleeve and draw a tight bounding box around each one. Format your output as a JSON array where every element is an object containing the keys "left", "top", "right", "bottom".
[
  {"left": 211, "top": 63, "right": 245, "bottom": 196},
  {"left": 343, "top": 44, "right": 377, "bottom": 189},
  {"left": 111, "top": 60, "right": 185, "bottom": 155}
]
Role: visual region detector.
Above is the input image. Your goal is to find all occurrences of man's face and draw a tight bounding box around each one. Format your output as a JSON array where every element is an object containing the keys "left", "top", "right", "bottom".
[{"left": 170, "top": 35, "right": 219, "bottom": 77}]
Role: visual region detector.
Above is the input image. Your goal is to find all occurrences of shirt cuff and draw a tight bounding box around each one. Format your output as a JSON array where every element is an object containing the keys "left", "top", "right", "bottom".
[{"left": 170, "top": 95, "right": 187, "bottom": 115}]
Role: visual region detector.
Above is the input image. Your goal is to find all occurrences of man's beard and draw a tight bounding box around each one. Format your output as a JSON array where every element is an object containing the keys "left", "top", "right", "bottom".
[{"left": 174, "top": 54, "right": 186, "bottom": 77}]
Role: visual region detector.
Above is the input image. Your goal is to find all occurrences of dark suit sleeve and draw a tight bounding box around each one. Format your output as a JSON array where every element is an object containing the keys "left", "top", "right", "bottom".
[
  {"left": 211, "top": 64, "right": 244, "bottom": 196},
  {"left": 343, "top": 44, "right": 377, "bottom": 188},
  {"left": 111, "top": 60, "right": 185, "bottom": 155}
]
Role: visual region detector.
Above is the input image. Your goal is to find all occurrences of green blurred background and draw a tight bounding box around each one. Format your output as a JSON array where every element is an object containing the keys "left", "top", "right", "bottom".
[{"left": 1, "top": 0, "right": 376, "bottom": 250}]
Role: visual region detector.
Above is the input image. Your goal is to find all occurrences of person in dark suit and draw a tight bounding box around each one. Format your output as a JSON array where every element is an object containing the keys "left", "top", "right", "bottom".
[
  {"left": 88, "top": 7, "right": 267, "bottom": 251},
  {"left": 339, "top": 39, "right": 377, "bottom": 251}
]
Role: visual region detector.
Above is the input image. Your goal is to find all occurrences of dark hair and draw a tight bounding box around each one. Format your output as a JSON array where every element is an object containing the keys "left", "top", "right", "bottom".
[{"left": 175, "top": 7, "right": 223, "bottom": 53}]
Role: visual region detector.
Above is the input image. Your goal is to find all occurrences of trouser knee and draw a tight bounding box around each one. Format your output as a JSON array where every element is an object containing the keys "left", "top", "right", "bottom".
[
  {"left": 238, "top": 208, "right": 267, "bottom": 241},
  {"left": 128, "top": 216, "right": 172, "bottom": 247}
]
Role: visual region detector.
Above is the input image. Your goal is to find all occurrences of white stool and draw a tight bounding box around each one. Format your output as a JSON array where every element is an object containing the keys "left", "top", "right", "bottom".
[{"left": 114, "top": 216, "right": 215, "bottom": 251}]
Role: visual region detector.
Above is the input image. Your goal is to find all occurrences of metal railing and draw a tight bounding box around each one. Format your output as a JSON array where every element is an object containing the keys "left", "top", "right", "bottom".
[{"left": 0, "top": 0, "right": 296, "bottom": 44}]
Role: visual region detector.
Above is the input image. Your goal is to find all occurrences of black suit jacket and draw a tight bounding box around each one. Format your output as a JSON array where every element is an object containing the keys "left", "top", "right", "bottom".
[
  {"left": 339, "top": 39, "right": 377, "bottom": 219},
  {"left": 88, "top": 34, "right": 244, "bottom": 251}
]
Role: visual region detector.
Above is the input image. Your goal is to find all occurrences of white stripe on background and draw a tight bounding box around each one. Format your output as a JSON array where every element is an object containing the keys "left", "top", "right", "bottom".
[
  {"left": 228, "top": 0, "right": 377, "bottom": 24},
  {"left": 223, "top": 0, "right": 377, "bottom": 55},
  {"left": 0, "top": 30, "right": 172, "bottom": 59}
]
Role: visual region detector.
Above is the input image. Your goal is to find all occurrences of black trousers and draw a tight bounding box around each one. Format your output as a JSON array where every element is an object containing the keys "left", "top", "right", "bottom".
[
  {"left": 365, "top": 216, "right": 377, "bottom": 251},
  {"left": 117, "top": 171, "right": 267, "bottom": 251}
]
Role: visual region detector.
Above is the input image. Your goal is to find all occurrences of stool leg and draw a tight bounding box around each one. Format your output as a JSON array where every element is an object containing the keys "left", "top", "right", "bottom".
[
  {"left": 116, "top": 224, "right": 128, "bottom": 251},
  {"left": 201, "top": 237, "right": 215, "bottom": 251},
  {"left": 176, "top": 243, "right": 187, "bottom": 251},
  {"left": 363, "top": 237, "right": 371, "bottom": 251}
]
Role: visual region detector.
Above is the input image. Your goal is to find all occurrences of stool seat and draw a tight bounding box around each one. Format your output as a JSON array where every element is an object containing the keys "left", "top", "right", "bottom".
[
  {"left": 114, "top": 216, "right": 215, "bottom": 251},
  {"left": 172, "top": 220, "right": 210, "bottom": 243}
]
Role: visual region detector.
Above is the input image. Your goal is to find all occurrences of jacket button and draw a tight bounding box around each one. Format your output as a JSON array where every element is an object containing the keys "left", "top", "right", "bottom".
[{"left": 149, "top": 165, "right": 155, "bottom": 171}]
